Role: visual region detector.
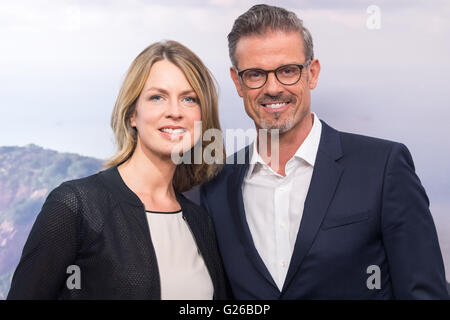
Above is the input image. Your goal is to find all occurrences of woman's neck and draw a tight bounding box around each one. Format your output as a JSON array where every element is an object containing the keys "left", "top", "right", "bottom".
[{"left": 117, "top": 142, "right": 180, "bottom": 211}]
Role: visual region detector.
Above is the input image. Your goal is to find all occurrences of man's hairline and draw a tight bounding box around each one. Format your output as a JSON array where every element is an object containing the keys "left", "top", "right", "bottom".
[{"left": 231, "top": 29, "right": 310, "bottom": 71}]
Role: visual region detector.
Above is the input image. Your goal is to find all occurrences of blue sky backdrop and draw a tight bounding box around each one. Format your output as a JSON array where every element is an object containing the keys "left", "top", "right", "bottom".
[{"left": 0, "top": 0, "right": 449, "bottom": 278}]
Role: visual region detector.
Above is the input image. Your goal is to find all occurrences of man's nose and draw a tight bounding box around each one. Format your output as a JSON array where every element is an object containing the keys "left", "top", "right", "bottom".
[{"left": 263, "top": 72, "right": 284, "bottom": 96}]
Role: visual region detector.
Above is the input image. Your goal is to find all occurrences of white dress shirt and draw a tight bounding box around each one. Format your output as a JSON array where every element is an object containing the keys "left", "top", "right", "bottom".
[{"left": 242, "top": 112, "right": 322, "bottom": 291}]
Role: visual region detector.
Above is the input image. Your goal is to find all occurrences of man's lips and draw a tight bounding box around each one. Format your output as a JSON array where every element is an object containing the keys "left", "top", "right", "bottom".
[{"left": 260, "top": 101, "right": 290, "bottom": 112}]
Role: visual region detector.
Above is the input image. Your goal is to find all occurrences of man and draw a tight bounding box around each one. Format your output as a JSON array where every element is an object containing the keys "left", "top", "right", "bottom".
[{"left": 200, "top": 4, "right": 449, "bottom": 299}]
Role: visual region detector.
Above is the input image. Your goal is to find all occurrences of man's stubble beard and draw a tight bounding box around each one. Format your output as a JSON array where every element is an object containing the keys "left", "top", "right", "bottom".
[{"left": 259, "top": 109, "right": 295, "bottom": 134}]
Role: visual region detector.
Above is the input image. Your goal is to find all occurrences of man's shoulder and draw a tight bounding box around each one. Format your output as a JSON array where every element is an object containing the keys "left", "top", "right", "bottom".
[
  {"left": 201, "top": 146, "right": 249, "bottom": 194},
  {"left": 339, "top": 130, "right": 398, "bottom": 149},
  {"left": 317, "top": 120, "right": 413, "bottom": 168},
  {"left": 330, "top": 124, "right": 401, "bottom": 158}
]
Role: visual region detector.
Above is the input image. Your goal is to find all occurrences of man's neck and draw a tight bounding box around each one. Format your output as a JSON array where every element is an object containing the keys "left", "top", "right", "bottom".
[{"left": 257, "top": 113, "right": 314, "bottom": 176}]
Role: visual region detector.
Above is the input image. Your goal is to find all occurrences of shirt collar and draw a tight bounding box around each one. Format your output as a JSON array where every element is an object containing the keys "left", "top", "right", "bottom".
[
  {"left": 246, "top": 135, "right": 266, "bottom": 178},
  {"left": 293, "top": 112, "right": 322, "bottom": 167},
  {"left": 246, "top": 112, "right": 322, "bottom": 178}
]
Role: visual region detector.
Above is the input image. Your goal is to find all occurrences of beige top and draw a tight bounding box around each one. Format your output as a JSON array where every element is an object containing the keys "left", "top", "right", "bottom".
[{"left": 145, "top": 210, "right": 214, "bottom": 300}]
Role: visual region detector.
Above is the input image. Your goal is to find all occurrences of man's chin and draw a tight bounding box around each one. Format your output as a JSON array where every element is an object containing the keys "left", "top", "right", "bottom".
[{"left": 259, "top": 119, "right": 295, "bottom": 134}]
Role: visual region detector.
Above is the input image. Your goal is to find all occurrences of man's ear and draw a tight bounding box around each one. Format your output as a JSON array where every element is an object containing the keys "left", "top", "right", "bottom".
[
  {"left": 307, "top": 58, "right": 321, "bottom": 90},
  {"left": 230, "top": 66, "right": 244, "bottom": 97}
]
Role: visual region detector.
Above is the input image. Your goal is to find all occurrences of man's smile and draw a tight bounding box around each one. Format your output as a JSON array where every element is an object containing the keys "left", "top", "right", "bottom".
[{"left": 259, "top": 100, "right": 291, "bottom": 113}]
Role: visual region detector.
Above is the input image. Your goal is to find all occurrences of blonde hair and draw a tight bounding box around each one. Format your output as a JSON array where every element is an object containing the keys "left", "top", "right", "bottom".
[{"left": 106, "top": 40, "right": 225, "bottom": 192}]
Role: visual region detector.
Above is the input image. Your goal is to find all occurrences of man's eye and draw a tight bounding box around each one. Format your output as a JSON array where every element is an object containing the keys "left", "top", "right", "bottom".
[
  {"left": 280, "top": 66, "right": 299, "bottom": 76},
  {"left": 247, "top": 71, "right": 264, "bottom": 79}
]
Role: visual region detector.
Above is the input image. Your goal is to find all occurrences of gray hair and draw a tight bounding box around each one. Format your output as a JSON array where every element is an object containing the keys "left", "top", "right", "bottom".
[{"left": 228, "top": 4, "right": 314, "bottom": 69}]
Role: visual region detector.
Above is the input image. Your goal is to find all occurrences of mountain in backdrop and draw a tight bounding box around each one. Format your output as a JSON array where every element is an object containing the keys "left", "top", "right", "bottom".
[{"left": 0, "top": 144, "right": 104, "bottom": 299}]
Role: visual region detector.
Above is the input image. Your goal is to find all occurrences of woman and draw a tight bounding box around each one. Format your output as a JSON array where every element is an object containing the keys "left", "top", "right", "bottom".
[{"left": 7, "top": 40, "right": 228, "bottom": 299}]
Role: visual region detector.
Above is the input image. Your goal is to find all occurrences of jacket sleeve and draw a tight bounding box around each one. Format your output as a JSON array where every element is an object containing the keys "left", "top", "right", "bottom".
[
  {"left": 381, "top": 142, "right": 449, "bottom": 299},
  {"left": 7, "top": 183, "right": 81, "bottom": 300}
]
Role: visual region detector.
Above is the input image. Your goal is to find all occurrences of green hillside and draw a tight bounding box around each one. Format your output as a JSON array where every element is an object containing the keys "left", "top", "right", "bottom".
[{"left": 0, "top": 144, "right": 104, "bottom": 299}]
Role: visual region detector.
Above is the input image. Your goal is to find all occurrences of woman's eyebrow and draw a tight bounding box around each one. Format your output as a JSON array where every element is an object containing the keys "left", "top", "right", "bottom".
[
  {"left": 146, "top": 87, "right": 169, "bottom": 94},
  {"left": 146, "top": 87, "right": 196, "bottom": 96},
  {"left": 179, "top": 90, "right": 196, "bottom": 95}
]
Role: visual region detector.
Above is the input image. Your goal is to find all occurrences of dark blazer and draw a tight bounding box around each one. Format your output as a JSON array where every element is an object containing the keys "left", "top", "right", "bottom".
[
  {"left": 7, "top": 166, "right": 228, "bottom": 299},
  {"left": 200, "top": 120, "right": 449, "bottom": 299}
]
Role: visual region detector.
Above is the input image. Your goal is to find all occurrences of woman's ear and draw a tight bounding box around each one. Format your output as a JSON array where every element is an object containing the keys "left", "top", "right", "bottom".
[
  {"left": 130, "top": 113, "right": 136, "bottom": 128},
  {"left": 129, "top": 104, "right": 137, "bottom": 128}
]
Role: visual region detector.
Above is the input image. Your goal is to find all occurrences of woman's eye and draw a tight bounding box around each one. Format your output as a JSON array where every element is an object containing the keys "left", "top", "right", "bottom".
[
  {"left": 183, "top": 96, "right": 198, "bottom": 104},
  {"left": 149, "top": 95, "right": 162, "bottom": 102}
]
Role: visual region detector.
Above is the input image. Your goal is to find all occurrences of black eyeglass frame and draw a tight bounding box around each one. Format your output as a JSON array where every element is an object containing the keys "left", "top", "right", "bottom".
[{"left": 237, "top": 60, "right": 312, "bottom": 89}]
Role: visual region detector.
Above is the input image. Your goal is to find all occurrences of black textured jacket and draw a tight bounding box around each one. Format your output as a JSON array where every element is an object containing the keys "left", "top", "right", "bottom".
[{"left": 7, "top": 166, "right": 229, "bottom": 299}]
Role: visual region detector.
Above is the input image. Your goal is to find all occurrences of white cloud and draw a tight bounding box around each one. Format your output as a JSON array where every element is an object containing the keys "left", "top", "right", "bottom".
[{"left": 208, "top": 0, "right": 238, "bottom": 7}]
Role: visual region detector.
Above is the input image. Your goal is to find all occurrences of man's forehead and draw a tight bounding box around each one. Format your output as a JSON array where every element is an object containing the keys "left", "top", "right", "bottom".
[{"left": 235, "top": 30, "right": 305, "bottom": 68}]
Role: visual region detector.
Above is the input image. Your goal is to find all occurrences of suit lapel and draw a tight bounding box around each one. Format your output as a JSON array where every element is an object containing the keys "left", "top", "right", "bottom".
[
  {"left": 282, "top": 121, "right": 344, "bottom": 292},
  {"left": 227, "top": 147, "right": 280, "bottom": 291}
]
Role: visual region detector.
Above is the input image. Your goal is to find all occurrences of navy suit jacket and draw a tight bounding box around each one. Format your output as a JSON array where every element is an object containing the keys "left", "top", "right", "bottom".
[{"left": 200, "top": 120, "right": 449, "bottom": 299}]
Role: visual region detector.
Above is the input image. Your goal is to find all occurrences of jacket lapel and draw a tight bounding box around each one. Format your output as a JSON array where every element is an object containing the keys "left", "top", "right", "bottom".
[
  {"left": 227, "top": 147, "right": 280, "bottom": 291},
  {"left": 176, "top": 193, "right": 221, "bottom": 298},
  {"left": 282, "top": 121, "right": 344, "bottom": 292}
]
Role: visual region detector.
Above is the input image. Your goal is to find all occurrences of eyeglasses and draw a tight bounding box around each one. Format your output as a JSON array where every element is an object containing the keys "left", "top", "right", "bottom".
[{"left": 237, "top": 61, "right": 311, "bottom": 89}]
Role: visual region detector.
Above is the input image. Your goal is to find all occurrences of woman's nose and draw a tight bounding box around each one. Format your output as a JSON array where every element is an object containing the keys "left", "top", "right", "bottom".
[{"left": 166, "top": 100, "right": 182, "bottom": 119}]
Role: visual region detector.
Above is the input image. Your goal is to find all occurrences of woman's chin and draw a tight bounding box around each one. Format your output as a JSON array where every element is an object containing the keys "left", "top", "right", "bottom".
[
  {"left": 139, "top": 138, "right": 196, "bottom": 163},
  {"left": 165, "top": 145, "right": 193, "bottom": 161}
]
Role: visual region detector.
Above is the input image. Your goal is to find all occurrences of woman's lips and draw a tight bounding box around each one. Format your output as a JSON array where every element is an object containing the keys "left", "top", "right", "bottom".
[{"left": 158, "top": 127, "right": 187, "bottom": 140}]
